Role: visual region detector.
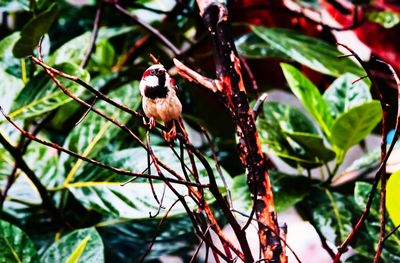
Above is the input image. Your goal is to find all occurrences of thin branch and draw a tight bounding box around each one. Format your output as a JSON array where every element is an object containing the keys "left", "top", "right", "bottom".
[
  {"left": 232, "top": 209, "right": 302, "bottom": 263},
  {"left": 0, "top": 112, "right": 55, "bottom": 210},
  {"left": 189, "top": 225, "right": 212, "bottom": 263},
  {"left": 200, "top": 128, "right": 232, "bottom": 207},
  {"left": 252, "top": 93, "right": 268, "bottom": 120},
  {"left": 0, "top": 107, "right": 207, "bottom": 188},
  {"left": 0, "top": 130, "right": 63, "bottom": 225},
  {"left": 138, "top": 197, "right": 182, "bottom": 263},
  {"left": 236, "top": 3, "right": 364, "bottom": 32},
  {"left": 80, "top": 0, "right": 103, "bottom": 68},
  {"left": 114, "top": 4, "right": 181, "bottom": 56},
  {"left": 239, "top": 56, "right": 259, "bottom": 97},
  {"left": 334, "top": 48, "right": 400, "bottom": 262},
  {"left": 173, "top": 58, "right": 217, "bottom": 92},
  {"left": 383, "top": 224, "right": 400, "bottom": 242}
]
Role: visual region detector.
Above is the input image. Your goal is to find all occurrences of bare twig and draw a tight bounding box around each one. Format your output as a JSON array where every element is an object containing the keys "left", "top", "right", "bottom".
[
  {"left": 138, "top": 197, "right": 182, "bottom": 263},
  {"left": 114, "top": 4, "right": 181, "bottom": 56},
  {"left": 0, "top": 107, "right": 207, "bottom": 188},
  {"left": 383, "top": 224, "right": 400, "bottom": 242},
  {"left": 80, "top": 0, "right": 103, "bottom": 68},
  {"left": 334, "top": 46, "right": 399, "bottom": 263},
  {"left": 239, "top": 56, "right": 260, "bottom": 97},
  {"left": 232, "top": 209, "right": 301, "bottom": 263},
  {"left": 0, "top": 112, "right": 55, "bottom": 210},
  {"left": 173, "top": 58, "right": 217, "bottom": 92},
  {"left": 0, "top": 130, "right": 63, "bottom": 225},
  {"left": 189, "top": 225, "right": 212, "bottom": 263},
  {"left": 252, "top": 93, "right": 268, "bottom": 120}
]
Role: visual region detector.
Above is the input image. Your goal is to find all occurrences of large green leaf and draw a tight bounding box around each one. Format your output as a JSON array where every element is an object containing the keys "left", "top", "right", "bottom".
[
  {"left": 387, "top": 169, "right": 400, "bottom": 229},
  {"left": 41, "top": 228, "right": 104, "bottom": 263},
  {"left": 0, "top": 220, "right": 39, "bottom": 263},
  {"left": 8, "top": 63, "right": 90, "bottom": 120},
  {"left": 299, "top": 188, "right": 354, "bottom": 245},
  {"left": 59, "top": 81, "right": 141, "bottom": 186},
  {"left": 285, "top": 132, "right": 335, "bottom": 163},
  {"left": 48, "top": 27, "right": 134, "bottom": 66},
  {"left": 86, "top": 39, "right": 116, "bottom": 73},
  {"left": 323, "top": 73, "right": 372, "bottom": 119},
  {"left": 235, "top": 33, "right": 291, "bottom": 60},
  {"left": 251, "top": 26, "right": 364, "bottom": 77},
  {"left": 331, "top": 101, "right": 382, "bottom": 160},
  {"left": 12, "top": 3, "right": 59, "bottom": 58},
  {"left": 281, "top": 63, "right": 334, "bottom": 137},
  {"left": 67, "top": 146, "right": 230, "bottom": 218},
  {"left": 258, "top": 102, "right": 333, "bottom": 168}
]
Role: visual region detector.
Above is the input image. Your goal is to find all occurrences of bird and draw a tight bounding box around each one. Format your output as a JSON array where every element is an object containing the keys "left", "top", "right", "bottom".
[{"left": 139, "top": 63, "right": 184, "bottom": 142}]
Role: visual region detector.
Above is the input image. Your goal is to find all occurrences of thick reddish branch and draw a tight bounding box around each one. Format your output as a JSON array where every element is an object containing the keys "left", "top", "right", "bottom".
[{"left": 197, "top": 1, "right": 286, "bottom": 262}]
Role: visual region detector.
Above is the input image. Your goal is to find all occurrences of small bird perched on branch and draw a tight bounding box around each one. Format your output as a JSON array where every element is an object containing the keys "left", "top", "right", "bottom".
[{"left": 139, "top": 63, "right": 185, "bottom": 142}]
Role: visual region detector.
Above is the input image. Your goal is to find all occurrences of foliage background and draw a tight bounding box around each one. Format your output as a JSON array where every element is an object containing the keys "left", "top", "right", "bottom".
[{"left": 0, "top": 0, "right": 399, "bottom": 262}]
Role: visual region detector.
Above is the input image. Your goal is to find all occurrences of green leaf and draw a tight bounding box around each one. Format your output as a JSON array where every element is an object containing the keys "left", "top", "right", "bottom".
[
  {"left": 299, "top": 188, "right": 354, "bottom": 245},
  {"left": 12, "top": 3, "right": 59, "bottom": 58},
  {"left": 41, "top": 228, "right": 104, "bottom": 263},
  {"left": 59, "top": 82, "right": 141, "bottom": 185},
  {"left": 366, "top": 11, "right": 400, "bottom": 29},
  {"left": 354, "top": 182, "right": 400, "bottom": 260},
  {"left": 258, "top": 102, "right": 332, "bottom": 168},
  {"left": 387, "top": 169, "right": 400, "bottom": 229},
  {"left": 281, "top": 63, "right": 334, "bottom": 137},
  {"left": 48, "top": 27, "right": 134, "bottom": 66},
  {"left": 323, "top": 73, "right": 371, "bottom": 119},
  {"left": 65, "top": 235, "right": 91, "bottom": 263},
  {"left": 0, "top": 69, "right": 24, "bottom": 114},
  {"left": 331, "top": 101, "right": 382, "bottom": 156},
  {"left": 335, "top": 147, "right": 380, "bottom": 185},
  {"left": 87, "top": 39, "right": 116, "bottom": 73},
  {"left": 235, "top": 33, "right": 291, "bottom": 60},
  {"left": 285, "top": 132, "right": 335, "bottom": 163},
  {"left": 0, "top": 32, "right": 23, "bottom": 78},
  {"left": 251, "top": 26, "right": 364, "bottom": 77},
  {"left": 67, "top": 146, "right": 230, "bottom": 218},
  {"left": 0, "top": 220, "right": 39, "bottom": 263},
  {"left": 9, "top": 63, "right": 90, "bottom": 120}
]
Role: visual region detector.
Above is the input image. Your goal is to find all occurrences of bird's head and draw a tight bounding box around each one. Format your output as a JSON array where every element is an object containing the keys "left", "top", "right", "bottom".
[{"left": 139, "top": 64, "right": 175, "bottom": 99}]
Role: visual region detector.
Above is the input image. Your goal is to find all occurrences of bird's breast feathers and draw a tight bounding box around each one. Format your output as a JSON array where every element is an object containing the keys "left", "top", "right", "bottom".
[{"left": 142, "top": 90, "right": 182, "bottom": 123}]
